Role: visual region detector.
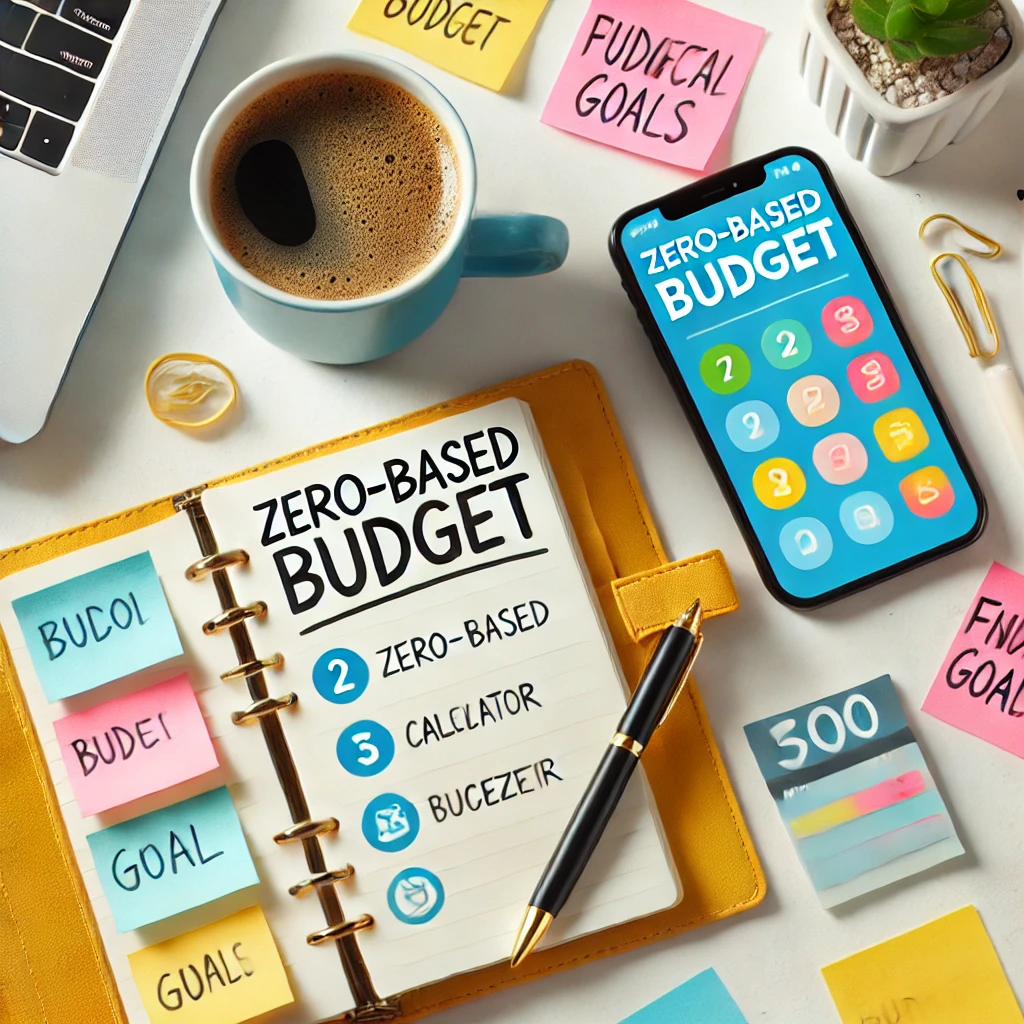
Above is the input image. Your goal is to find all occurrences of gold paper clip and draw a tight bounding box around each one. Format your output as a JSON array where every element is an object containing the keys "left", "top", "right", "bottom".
[
  {"left": 919, "top": 215, "right": 1002, "bottom": 360},
  {"left": 929, "top": 252, "right": 1000, "bottom": 359},
  {"left": 918, "top": 213, "right": 1002, "bottom": 260}
]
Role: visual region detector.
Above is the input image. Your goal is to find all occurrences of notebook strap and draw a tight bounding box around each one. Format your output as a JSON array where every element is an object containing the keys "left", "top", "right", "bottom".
[{"left": 611, "top": 549, "right": 739, "bottom": 642}]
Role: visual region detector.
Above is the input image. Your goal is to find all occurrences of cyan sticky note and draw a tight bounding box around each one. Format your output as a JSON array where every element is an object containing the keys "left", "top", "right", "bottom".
[
  {"left": 620, "top": 969, "right": 748, "bottom": 1024},
  {"left": 86, "top": 787, "right": 259, "bottom": 932},
  {"left": 12, "top": 551, "right": 183, "bottom": 701}
]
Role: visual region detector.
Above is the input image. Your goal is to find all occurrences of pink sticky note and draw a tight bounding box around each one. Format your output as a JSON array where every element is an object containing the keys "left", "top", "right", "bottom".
[
  {"left": 541, "top": 0, "right": 764, "bottom": 171},
  {"left": 53, "top": 674, "right": 218, "bottom": 815},
  {"left": 924, "top": 562, "right": 1024, "bottom": 758}
]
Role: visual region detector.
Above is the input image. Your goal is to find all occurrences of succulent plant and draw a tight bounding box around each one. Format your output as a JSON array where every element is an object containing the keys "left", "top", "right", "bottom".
[{"left": 851, "top": 0, "right": 994, "bottom": 62}]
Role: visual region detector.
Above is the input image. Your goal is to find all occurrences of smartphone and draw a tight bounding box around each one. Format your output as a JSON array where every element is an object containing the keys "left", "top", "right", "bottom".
[{"left": 609, "top": 147, "right": 985, "bottom": 608}]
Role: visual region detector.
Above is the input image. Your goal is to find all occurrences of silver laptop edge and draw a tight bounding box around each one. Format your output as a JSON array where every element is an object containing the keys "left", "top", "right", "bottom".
[{"left": 0, "top": 0, "right": 226, "bottom": 443}]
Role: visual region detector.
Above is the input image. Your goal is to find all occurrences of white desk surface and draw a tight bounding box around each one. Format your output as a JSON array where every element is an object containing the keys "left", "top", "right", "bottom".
[{"left": 2, "top": 0, "right": 1022, "bottom": 1020}]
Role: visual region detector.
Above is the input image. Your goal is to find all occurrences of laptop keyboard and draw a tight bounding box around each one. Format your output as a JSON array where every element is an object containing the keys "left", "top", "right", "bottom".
[{"left": 0, "top": 0, "right": 133, "bottom": 172}]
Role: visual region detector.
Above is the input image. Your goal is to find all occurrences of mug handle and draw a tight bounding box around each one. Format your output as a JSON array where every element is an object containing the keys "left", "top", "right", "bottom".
[{"left": 462, "top": 215, "right": 569, "bottom": 277}]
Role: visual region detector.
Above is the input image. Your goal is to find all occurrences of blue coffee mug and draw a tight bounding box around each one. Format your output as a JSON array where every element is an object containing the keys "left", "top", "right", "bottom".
[{"left": 191, "top": 53, "right": 568, "bottom": 363}]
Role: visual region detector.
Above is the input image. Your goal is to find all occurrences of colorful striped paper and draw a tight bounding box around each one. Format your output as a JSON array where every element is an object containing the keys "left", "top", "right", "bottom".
[{"left": 744, "top": 675, "right": 963, "bottom": 908}]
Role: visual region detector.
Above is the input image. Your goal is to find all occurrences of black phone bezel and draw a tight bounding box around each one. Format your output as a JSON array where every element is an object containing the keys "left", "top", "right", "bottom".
[{"left": 608, "top": 146, "right": 986, "bottom": 609}]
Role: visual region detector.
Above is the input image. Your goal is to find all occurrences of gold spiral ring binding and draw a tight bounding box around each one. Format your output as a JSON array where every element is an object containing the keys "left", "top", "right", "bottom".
[
  {"left": 307, "top": 914, "right": 374, "bottom": 946},
  {"left": 203, "top": 601, "right": 268, "bottom": 634},
  {"left": 220, "top": 653, "right": 284, "bottom": 682},
  {"left": 274, "top": 818, "right": 339, "bottom": 844},
  {"left": 185, "top": 549, "right": 249, "bottom": 580},
  {"left": 232, "top": 693, "right": 298, "bottom": 726},
  {"left": 288, "top": 865, "right": 355, "bottom": 898}
]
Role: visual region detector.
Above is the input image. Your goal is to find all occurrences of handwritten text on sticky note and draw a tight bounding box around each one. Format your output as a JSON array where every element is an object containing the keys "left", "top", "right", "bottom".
[
  {"left": 349, "top": 0, "right": 551, "bottom": 92},
  {"left": 541, "top": 0, "right": 764, "bottom": 171},
  {"left": 128, "top": 904, "right": 293, "bottom": 1024},
  {"left": 822, "top": 906, "right": 1023, "bottom": 1024},
  {"left": 620, "top": 968, "right": 748, "bottom": 1024},
  {"left": 12, "top": 551, "right": 183, "bottom": 702},
  {"left": 53, "top": 674, "right": 218, "bottom": 816},
  {"left": 923, "top": 561, "right": 1024, "bottom": 758},
  {"left": 86, "top": 786, "right": 258, "bottom": 932}
]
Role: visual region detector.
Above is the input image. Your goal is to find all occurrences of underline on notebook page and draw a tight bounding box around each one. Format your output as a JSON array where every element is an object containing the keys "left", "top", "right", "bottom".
[
  {"left": 685, "top": 273, "right": 850, "bottom": 340},
  {"left": 298, "top": 547, "right": 551, "bottom": 636}
]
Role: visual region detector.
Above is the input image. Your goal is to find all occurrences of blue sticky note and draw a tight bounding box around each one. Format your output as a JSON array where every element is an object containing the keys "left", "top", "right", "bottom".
[
  {"left": 86, "top": 787, "right": 259, "bottom": 932},
  {"left": 620, "top": 969, "right": 748, "bottom": 1024},
  {"left": 12, "top": 551, "right": 183, "bottom": 701}
]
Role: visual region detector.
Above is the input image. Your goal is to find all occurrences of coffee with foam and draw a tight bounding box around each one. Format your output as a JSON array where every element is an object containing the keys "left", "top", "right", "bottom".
[{"left": 210, "top": 72, "right": 460, "bottom": 301}]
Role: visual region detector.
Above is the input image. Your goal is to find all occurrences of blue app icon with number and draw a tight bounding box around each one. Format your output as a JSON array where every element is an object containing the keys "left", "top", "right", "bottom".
[
  {"left": 726, "top": 400, "right": 780, "bottom": 453},
  {"left": 839, "top": 491, "right": 894, "bottom": 544},
  {"left": 387, "top": 867, "right": 444, "bottom": 925},
  {"left": 362, "top": 793, "right": 420, "bottom": 852},
  {"left": 337, "top": 720, "right": 394, "bottom": 777},
  {"left": 779, "top": 517, "right": 833, "bottom": 570},
  {"left": 313, "top": 648, "right": 369, "bottom": 704}
]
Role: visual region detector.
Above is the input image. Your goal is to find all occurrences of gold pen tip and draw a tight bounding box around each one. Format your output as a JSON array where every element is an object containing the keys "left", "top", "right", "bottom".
[
  {"left": 675, "top": 598, "right": 703, "bottom": 634},
  {"left": 509, "top": 906, "right": 553, "bottom": 968}
]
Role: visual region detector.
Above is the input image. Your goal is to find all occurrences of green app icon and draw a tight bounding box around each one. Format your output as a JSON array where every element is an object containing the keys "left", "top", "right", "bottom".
[
  {"left": 700, "top": 343, "right": 751, "bottom": 395},
  {"left": 761, "top": 319, "right": 812, "bottom": 370}
]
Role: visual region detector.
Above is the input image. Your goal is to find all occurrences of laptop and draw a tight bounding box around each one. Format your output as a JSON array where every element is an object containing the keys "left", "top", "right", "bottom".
[{"left": 0, "top": 0, "right": 225, "bottom": 443}]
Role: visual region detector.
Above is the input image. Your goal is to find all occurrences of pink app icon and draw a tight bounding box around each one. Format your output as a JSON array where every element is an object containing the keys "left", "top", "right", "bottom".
[
  {"left": 847, "top": 351, "right": 900, "bottom": 403},
  {"left": 812, "top": 433, "right": 869, "bottom": 485},
  {"left": 822, "top": 296, "right": 874, "bottom": 346}
]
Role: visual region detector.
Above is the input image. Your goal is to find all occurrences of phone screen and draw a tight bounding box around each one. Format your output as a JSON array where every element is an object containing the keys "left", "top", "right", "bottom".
[{"left": 616, "top": 152, "right": 982, "bottom": 604}]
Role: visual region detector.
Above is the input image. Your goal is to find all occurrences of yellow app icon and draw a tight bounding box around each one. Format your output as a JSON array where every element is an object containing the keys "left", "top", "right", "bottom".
[
  {"left": 873, "top": 407, "right": 929, "bottom": 462},
  {"left": 753, "top": 458, "right": 807, "bottom": 510}
]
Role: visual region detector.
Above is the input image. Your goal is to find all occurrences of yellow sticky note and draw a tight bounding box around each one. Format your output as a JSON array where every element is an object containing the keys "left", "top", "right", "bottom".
[
  {"left": 128, "top": 905, "right": 293, "bottom": 1024},
  {"left": 822, "top": 906, "right": 1023, "bottom": 1024},
  {"left": 348, "top": 0, "right": 551, "bottom": 91}
]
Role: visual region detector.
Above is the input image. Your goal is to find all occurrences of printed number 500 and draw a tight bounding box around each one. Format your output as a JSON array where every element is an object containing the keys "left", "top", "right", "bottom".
[{"left": 769, "top": 694, "right": 879, "bottom": 769}]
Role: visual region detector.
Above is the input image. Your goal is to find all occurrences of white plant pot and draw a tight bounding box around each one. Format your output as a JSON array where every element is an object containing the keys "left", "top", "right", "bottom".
[{"left": 801, "top": 0, "right": 1024, "bottom": 175}]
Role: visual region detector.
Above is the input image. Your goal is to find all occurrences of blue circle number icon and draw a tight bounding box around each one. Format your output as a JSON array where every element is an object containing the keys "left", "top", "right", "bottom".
[
  {"left": 313, "top": 649, "right": 369, "bottom": 704},
  {"left": 840, "top": 491, "right": 894, "bottom": 544},
  {"left": 779, "top": 517, "right": 833, "bottom": 570},
  {"left": 362, "top": 793, "right": 420, "bottom": 853},
  {"left": 726, "top": 400, "right": 780, "bottom": 453},
  {"left": 337, "top": 720, "right": 394, "bottom": 776},
  {"left": 387, "top": 867, "right": 444, "bottom": 925}
]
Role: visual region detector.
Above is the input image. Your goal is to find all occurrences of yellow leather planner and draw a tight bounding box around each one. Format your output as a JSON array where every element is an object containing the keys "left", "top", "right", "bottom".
[{"left": 0, "top": 361, "right": 764, "bottom": 1024}]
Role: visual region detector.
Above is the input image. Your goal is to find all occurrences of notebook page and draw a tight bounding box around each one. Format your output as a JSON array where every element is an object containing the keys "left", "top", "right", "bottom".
[
  {"left": 202, "top": 398, "right": 681, "bottom": 1008},
  {"left": 0, "top": 517, "right": 333, "bottom": 1024}
]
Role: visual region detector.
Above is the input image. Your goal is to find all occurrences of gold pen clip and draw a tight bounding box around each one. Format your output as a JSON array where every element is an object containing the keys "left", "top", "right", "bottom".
[{"left": 656, "top": 631, "right": 703, "bottom": 730}]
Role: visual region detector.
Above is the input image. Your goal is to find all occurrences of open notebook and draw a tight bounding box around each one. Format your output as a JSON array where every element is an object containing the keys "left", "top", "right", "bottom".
[{"left": 0, "top": 397, "right": 680, "bottom": 1024}]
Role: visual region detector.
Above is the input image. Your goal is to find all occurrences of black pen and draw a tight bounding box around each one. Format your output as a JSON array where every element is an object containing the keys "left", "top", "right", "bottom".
[{"left": 509, "top": 599, "right": 704, "bottom": 968}]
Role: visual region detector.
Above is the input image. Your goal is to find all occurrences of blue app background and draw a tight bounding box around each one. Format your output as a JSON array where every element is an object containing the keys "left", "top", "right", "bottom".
[{"left": 621, "top": 154, "right": 979, "bottom": 601}]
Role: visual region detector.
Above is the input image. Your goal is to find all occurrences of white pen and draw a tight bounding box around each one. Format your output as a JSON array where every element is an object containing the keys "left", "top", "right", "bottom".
[{"left": 982, "top": 190, "right": 1024, "bottom": 469}]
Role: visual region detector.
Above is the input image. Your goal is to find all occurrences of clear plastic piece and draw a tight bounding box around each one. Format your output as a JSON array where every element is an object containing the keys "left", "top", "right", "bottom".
[{"left": 145, "top": 353, "right": 238, "bottom": 428}]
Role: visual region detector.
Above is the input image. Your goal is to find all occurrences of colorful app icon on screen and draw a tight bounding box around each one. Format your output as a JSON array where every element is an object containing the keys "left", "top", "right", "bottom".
[
  {"left": 700, "top": 343, "right": 751, "bottom": 395},
  {"left": 753, "top": 457, "right": 806, "bottom": 510},
  {"left": 847, "top": 352, "right": 900, "bottom": 403},
  {"left": 779, "top": 517, "right": 833, "bottom": 569},
  {"left": 874, "top": 408, "right": 929, "bottom": 462},
  {"left": 813, "top": 433, "right": 868, "bottom": 485},
  {"left": 761, "top": 319, "right": 812, "bottom": 370},
  {"left": 822, "top": 296, "right": 874, "bottom": 346},
  {"left": 839, "top": 491, "right": 894, "bottom": 543},
  {"left": 900, "top": 467, "right": 955, "bottom": 518},
  {"left": 788, "top": 375, "right": 840, "bottom": 427},
  {"left": 726, "top": 400, "right": 780, "bottom": 452}
]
